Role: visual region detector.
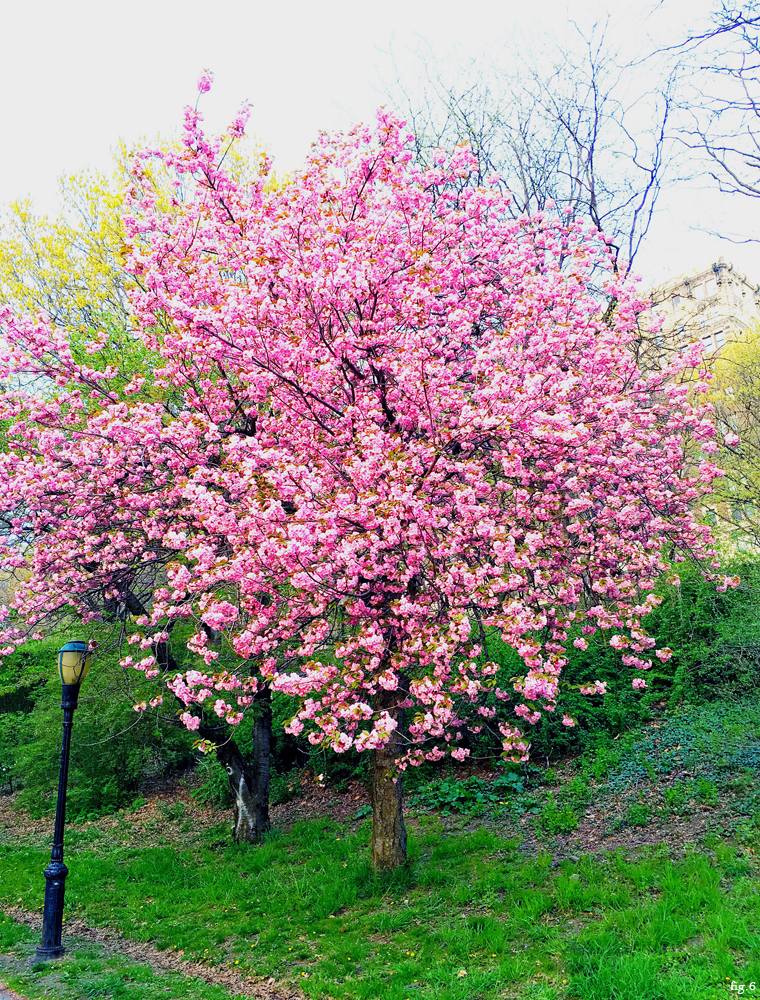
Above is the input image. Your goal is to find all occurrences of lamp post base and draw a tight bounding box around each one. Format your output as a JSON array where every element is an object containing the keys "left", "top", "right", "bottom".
[
  {"left": 34, "top": 944, "right": 66, "bottom": 961},
  {"left": 36, "top": 859, "right": 68, "bottom": 962}
]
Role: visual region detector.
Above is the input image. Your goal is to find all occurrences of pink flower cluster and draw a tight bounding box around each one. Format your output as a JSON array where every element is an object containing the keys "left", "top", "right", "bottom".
[{"left": 0, "top": 101, "right": 730, "bottom": 767}]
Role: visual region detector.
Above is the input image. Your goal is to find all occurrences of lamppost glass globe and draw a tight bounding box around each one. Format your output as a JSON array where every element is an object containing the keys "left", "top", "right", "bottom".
[{"left": 57, "top": 641, "right": 91, "bottom": 687}]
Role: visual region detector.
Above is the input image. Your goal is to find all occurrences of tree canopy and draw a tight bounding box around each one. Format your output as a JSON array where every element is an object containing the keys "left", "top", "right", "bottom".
[{"left": 0, "top": 91, "right": 731, "bottom": 866}]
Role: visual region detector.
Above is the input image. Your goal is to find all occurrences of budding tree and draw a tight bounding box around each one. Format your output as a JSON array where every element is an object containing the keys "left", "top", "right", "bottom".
[
  {"left": 0, "top": 87, "right": 728, "bottom": 869},
  {"left": 389, "top": 23, "right": 674, "bottom": 270}
]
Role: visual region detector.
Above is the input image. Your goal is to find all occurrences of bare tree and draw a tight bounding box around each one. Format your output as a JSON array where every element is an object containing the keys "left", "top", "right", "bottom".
[
  {"left": 676, "top": 3, "right": 760, "bottom": 202},
  {"left": 390, "top": 23, "right": 674, "bottom": 270}
]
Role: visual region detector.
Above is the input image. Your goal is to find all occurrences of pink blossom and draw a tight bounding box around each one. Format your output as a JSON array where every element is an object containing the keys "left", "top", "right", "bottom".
[
  {"left": 197, "top": 70, "right": 213, "bottom": 93},
  {"left": 0, "top": 104, "right": 725, "bottom": 790}
]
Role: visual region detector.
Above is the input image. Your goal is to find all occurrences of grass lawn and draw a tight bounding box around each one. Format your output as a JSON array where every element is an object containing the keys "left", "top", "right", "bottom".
[
  {"left": 3, "top": 697, "right": 760, "bottom": 999},
  {"left": 0, "top": 916, "right": 235, "bottom": 1000},
  {"left": 1, "top": 804, "right": 759, "bottom": 1000}
]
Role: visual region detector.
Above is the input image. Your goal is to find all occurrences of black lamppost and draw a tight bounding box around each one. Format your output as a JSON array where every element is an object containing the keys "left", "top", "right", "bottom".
[{"left": 35, "top": 640, "right": 92, "bottom": 962}]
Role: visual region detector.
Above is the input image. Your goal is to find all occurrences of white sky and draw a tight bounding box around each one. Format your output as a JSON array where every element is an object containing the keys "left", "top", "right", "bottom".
[{"left": 1, "top": 0, "right": 758, "bottom": 288}]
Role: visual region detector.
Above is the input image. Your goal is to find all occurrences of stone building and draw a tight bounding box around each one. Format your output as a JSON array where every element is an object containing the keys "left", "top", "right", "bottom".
[
  {"left": 645, "top": 258, "right": 760, "bottom": 360},
  {"left": 645, "top": 260, "right": 760, "bottom": 551}
]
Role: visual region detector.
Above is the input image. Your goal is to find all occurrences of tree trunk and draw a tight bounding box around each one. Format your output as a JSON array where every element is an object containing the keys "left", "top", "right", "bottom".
[
  {"left": 250, "top": 684, "right": 272, "bottom": 838},
  {"left": 200, "top": 685, "right": 272, "bottom": 843},
  {"left": 369, "top": 690, "right": 407, "bottom": 871}
]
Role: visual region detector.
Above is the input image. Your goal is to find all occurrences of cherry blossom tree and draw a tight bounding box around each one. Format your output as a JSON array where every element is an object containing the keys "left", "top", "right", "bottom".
[{"left": 0, "top": 86, "right": 731, "bottom": 869}]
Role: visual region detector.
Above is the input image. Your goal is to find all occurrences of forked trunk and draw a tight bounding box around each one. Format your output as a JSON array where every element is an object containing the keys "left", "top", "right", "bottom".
[
  {"left": 201, "top": 685, "right": 272, "bottom": 843},
  {"left": 369, "top": 690, "right": 407, "bottom": 871}
]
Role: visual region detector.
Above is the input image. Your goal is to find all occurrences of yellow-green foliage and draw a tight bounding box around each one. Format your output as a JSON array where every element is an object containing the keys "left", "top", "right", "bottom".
[
  {"left": 705, "top": 326, "right": 760, "bottom": 546},
  {"left": 0, "top": 169, "right": 129, "bottom": 330}
]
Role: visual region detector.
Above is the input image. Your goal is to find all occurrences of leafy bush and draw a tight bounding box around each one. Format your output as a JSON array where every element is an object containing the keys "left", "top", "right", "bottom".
[
  {"left": 646, "top": 558, "right": 760, "bottom": 704},
  {"left": 0, "top": 637, "right": 58, "bottom": 710},
  {"left": 157, "top": 801, "right": 186, "bottom": 822},
  {"left": 0, "top": 638, "right": 59, "bottom": 792},
  {"left": 189, "top": 758, "right": 301, "bottom": 810},
  {"left": 697, "top": 776, "right": 718, "bottom": 804},
  {"left": 537, "top": 797, "right": 578, "bottom": 835},
  {"left": 12, "top": 649, "right": 194, "bottom": 820},
  {"left": 481, "top": 628, "right": 654, "bottom": 763},
  {"left": 557, "top": 776, "right": 592, "bottom": 812},
  {"left": 189, "top": 755, "right": 233, "bottom": 809},
  {"left": 661, "top": 777, "right": 718, "bottom": 815},
  {"left": 270, "top": 771, "right": 301, "bottom": 806},
  {"left": 188, "top": 693, "right": 307, "bottom": 810},
  {"left": 409, "top": 768, "right": 525, "bottom": 817},
  {"left": 623, "top": 801, "right": 651, "bottom": 827},
  {"left": 664, "top": 781, "right": 691, "bottom": 813},
  {"left": 0, "top": 712, "right": 35, "bottom": 792},
  {"left": 477, "top": 559, "right": 760, "bottom": 771}
]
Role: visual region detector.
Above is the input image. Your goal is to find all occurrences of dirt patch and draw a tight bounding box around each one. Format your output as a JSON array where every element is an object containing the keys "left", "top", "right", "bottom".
[
  {"left": 0, "top": 982, "right": 30, "bottom": 1000},
  {"left": 0, "top": 768, "right": 373, "bottom": 851},
  {"left": 513, "top": 808, "right": 718, "bottom": 863},
  {"left": 506, "top": 786, "right": 725, "bottom": 863},
  {"left": 270, "top": 771, "right": 369, "bottom": 829},
  {"left": 0, "top": 760, "right": 738, "bottom": 865},
  {"left": 5, "top": 908, "right": 305, "bottom": 1000}
]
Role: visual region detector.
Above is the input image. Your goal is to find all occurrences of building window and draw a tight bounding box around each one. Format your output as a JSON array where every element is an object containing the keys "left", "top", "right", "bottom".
[
  {"left": 673, "top": 294, "right": 681, "bottom": 307},
  {"left": 715, "top": 330, "right": 725, "bottom": 347},
  {"left": 702, "top": 333, "right": 714, "bottom": 351}
]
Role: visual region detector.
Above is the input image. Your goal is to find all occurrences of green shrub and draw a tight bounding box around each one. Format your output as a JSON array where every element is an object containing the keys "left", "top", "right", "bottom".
[
  {"left": 188, "top": 696, "right": 306, "bottom": 810},
  {"left": 270, "top": 770, "right": 301, "bottom": 806},
  {"left": 697, "top": 776, "right": 718, "bottom": 804},
  {"left": 0, "top": 637, "right": 59, "bottom": 709},
  {"left": 191, "top": 764, "right": 302, "bottom": 811},
  {"left": 481, "top": 629, "right": 654, "bottom": 763},
  {"left": 623, "top": 801, "right": 651, "bottom": 827},
  {"left": 12, "top": 650, "right": 194, "bottom": 820},
  {"left": 409, "top": 768, "right": 525, "bottom": 817},
  {"left": 157, "top": 801, "right": 185, "bottom": 822},
  {"left": 478, "top": 559, "right": 760, "bottom": 772},
  {"left": 558, "top": 776, "right": 591, "bottom": 812},
  {"left": 189, "top": 755, "right": 232, "bottom": 809},
  {"left": 646, "top": 558, "right": 760, "bottom": 704},
  {"left": 664, "top": 781, "right": 690, "bottom": 814},
  {"left": 537, "top": 797, "right": 578, "bottom": 835},
  {"left": 0, "top": 712, "right": 35, "bottom": 792}
]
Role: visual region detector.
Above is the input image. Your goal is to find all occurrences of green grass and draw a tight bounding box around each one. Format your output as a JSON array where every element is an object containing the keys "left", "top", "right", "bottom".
[
  {"left": 2, "top": 694, "right": 760, "bottom": 999},
  {"left": 2, "top": 813, "right": 759, "bottom": 999},
  {"left": 0, "top": 914, "right": 236, "bottom": 1000}
]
